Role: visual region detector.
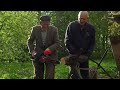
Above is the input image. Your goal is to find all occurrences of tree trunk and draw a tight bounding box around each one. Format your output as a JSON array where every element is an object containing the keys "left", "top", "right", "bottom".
[{"left": 110, "top": 37, "right": 120, "bottom": 78}]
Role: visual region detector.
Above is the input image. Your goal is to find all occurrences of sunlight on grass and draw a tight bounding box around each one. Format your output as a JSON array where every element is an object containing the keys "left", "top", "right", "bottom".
[
  {"left": 1, "top": 74, "right": 9, "bottom": 79},
  {"left": 0, "top": 62, "right": 34, "bottom": 79},
  {"left": 0, "top": 58, "right": 119, "bottom": 79},
  {"left": 55, "top": 64, "right": 69, "bottom": 79},
  {"left": 89, "top": 58, "right": 118, "bottom": 78}
]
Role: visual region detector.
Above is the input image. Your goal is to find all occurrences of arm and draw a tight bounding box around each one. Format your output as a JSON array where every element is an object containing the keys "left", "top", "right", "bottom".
[
  {"left": 86, "top": 26, "right": 96, "bottom": 57},
  {"left": 47, "top": 28, "right": 60, "bottom": 52},
  {"left": 64, "top": 23, "right": 76, "bottom": 54}
]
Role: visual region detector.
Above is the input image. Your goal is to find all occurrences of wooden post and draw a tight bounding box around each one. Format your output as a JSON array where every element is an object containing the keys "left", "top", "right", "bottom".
[
  {"left": 110, "top": 39, "right": 120, "bottom": 78},
  {"left": 110, "top": 14, "right": 120, "bottom": 78}
]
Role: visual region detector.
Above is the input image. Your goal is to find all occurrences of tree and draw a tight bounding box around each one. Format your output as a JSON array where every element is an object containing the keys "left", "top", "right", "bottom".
[{"left": 0, "top": 11, "right": 38, "bottom": 62}]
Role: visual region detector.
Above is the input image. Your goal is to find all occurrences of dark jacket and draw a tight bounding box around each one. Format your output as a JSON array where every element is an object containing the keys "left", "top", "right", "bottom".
[
  {"left": 27, "top": 25, "right": 60, "bottom": 61},
  {"left": 64, "top": 20, "right": 95, "bottom": 57}
]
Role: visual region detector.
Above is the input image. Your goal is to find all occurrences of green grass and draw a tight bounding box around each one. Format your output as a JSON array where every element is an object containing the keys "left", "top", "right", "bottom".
[
  {"left": 89, "top": 58, "right": 118, "bottom": 79},
  {"left": 0, "top": 59, "right": 119, "bottom": 79},
  {"left": 0, "top": 62, "right": 69, "bottom": 79},
  {"left": 0, "top": 62, "right": 34, "bottom": 79}
]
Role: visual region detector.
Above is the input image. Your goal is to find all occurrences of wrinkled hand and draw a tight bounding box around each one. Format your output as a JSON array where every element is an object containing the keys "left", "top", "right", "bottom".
[
  {"left": 44, "top": 48, "right": 52, "bottom": 56},
  {"left": 78, "top": 55, "right": 88, "bottom": 63}
]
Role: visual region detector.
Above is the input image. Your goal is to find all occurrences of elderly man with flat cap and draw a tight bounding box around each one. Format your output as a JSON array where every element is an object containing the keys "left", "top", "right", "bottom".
[
  {"left": 64, "top": 11, "right": 96, "bottom": 79},
  {"left": 27, "top": 15, "right": 60, "bottom": 79}
]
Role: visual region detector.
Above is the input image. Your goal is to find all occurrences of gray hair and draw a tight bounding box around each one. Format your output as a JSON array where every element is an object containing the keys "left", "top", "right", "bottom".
[{"left": 78, "top": 11, "right": 89, "bottom": 20}]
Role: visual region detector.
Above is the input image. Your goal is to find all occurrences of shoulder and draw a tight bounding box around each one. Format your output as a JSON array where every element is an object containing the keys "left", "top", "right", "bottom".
[
  {"left": 86, "top": 23, "right": 95, "bottom": 32},
  {"left": 49, "top": 25, "right": 58, "bottom": 32},
  {"left": 32, "top": 25, "right": 41, "bottom": 30},
  {"left": 68, "top": 20, "right": 78, "bottom": 26},
  {"left": 31, "top": 25, "right": 41, "bottom": 33},
  {"left": 86, "top": 23, "right": 95, "bottom": 30}
]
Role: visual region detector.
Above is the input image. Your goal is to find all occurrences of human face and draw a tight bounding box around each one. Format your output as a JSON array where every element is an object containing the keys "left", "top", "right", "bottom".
[
  {"left": 78, "top": 13, "right": 88, "bottom": 25},
  {"left": 40, "top": 21, "right": 50, "bottom": 29}
]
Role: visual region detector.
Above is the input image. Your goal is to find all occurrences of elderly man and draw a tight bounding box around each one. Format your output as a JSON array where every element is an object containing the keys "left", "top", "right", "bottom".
[
  {"left": 27, "top": 15, "right": 60, "bottom": 79},
  {"left": 64, "top": 11, "right": 95, "bottom": 79}
]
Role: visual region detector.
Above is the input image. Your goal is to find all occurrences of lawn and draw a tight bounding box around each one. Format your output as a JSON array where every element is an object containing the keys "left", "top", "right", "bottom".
[{"left": 0, "top": 58, "right": 118, "bottom": 79}]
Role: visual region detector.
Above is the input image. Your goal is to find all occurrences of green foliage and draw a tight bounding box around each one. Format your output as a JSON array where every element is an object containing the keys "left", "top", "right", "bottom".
[
  {"left": 0, "top": 62, "right": 33, "bottom": 79},
  {"left": 109, "top": 22, "right": 120, "bottom": 38},
  {"left": 89, "top": 59, "right": 118, "bottom": 78},
  {"left": 89, "top": 11, "right": 109, "bottom": 56},
  {"left": 0, "top": 11, "right": 117, "bottom": 79},
  {"left": 0, "top": 59, "right": 117, "bottom": 79},
  {"left": 0, "top": 11, "right": 113, "bottom": 63},
  {"left": 108, "top": 11, "right": 120, "bottom": 38},
  {"left": 55, "top": 64, "right": 69, "bottom": 79},
  {"left": 0, "top": 11, "right": 38, "bottom": 62}
]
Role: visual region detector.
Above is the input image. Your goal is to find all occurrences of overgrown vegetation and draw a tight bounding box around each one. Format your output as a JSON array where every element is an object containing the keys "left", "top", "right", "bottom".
[
  {"left": 0, "top": 11, "right": 119, "bottom": 79},
  {"left": 0, "top": 59, "right": 117, "bottom": 79},
  {"left": 108, "top": 11, "right": 120, "bottom": 38}
]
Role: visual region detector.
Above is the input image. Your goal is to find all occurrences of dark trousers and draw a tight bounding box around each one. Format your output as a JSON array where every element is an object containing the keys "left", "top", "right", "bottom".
[
  {"left": 79, "top": 61, "right": 89, "bottom": 79},
  {"left": 70, "top": 61, "right": 89, "bottom": 79},
  {"left": 32, "top": 61, "right": 55, "bottom": 79}
]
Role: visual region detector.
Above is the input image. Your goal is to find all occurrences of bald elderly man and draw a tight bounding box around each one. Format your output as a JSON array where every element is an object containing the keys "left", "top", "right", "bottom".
[{"left": 64, "top": 11, "right": 95, "bottom": 79}]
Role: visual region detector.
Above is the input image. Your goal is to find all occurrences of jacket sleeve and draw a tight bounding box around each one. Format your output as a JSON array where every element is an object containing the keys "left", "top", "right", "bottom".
[
  {"left": 64, "top": 23, "right": 76, "bottom": 54},
  {"left": 48, "top": 28, "right": 60, "bottom": 52},
  {"left": 86, "top": 26, "right": 96, "bottom": 57},
  {"left": 27, "top": 27, "right": 35, "bottom": 53}
]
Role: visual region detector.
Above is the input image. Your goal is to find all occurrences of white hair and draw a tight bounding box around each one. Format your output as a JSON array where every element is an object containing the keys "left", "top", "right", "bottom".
[{"left": 78, "top": 11, "right": 89, "bottom": 20}]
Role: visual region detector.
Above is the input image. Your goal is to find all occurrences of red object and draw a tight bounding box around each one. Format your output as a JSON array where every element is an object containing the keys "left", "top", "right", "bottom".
[
  {"left": 44, "top": 49, "right": 52, "bottom": 56},
  {"left": 39, "top": 57, "right": 46, "bottom": 63}
]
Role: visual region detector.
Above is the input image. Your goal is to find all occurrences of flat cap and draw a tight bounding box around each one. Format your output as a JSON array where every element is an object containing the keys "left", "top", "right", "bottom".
[{"left": 40, "top": 15, "right": 51, "bottom": 21}]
